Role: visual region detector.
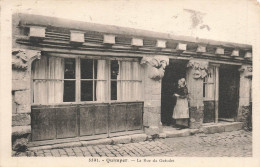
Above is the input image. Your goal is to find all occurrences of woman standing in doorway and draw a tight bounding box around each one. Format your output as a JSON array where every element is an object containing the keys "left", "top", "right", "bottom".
[{"left": 172, "top": 78, "right": 189, "bottom": 129}]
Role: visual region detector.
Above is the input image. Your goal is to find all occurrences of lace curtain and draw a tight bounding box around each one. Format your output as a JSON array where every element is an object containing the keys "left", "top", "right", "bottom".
[
  {"left": 117, "top": 61, "right": 142, "bottom": 101},
  {"left": 32, "top": 57, "right": 142, "bottom": 104},
  {"left": 32, "top": 56, "right": 64, "bottom": 104},
  {"left": 96, "top": 60, "right": 108, "bottom": 101}
]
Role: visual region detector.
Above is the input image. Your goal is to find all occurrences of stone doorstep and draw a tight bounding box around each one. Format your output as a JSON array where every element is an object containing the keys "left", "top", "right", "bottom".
[
  {"left": 162, "top": 122, "right": 243, "bottom": 138},
  {"left": 163, "top": 128, "right": 200, "bottom": 138},
  {"left": 201, "top": 122, "right": 244, "bottom": 134},
  {"left": 28, "top": 133, "right": 148, "bottom": 151},
  {"left": 27, "top": 122, "right": 243, "bottom": 151}
]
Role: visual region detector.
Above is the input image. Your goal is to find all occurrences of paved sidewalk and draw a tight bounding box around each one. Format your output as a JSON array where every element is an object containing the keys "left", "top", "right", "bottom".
[
  {"left": 154, "top": 130, "right": 252, "bottom": 157},
  {"left": 15, "top": 130, "right": 251, "bottom": 157},
  {"left": 25, "top": 141, "right": 173, "bottom": 157}
]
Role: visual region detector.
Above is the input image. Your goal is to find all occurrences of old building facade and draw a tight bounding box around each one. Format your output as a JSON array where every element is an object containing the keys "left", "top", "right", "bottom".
[{"left": 12, "top": 13, "right": 252, "bottom": 150}]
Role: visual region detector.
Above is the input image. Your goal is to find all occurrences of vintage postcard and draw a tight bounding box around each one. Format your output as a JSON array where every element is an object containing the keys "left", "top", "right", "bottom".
[{"left": 0, "top": 0, "right": 260, "bottom": 167}]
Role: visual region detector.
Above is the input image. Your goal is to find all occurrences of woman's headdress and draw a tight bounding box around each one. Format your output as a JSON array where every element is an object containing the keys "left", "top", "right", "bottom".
[{"left": 179, "top": 78, "right": 186, "bottom": 87}]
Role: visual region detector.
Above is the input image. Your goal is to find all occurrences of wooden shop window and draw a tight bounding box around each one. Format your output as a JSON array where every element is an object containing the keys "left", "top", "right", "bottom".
[{"left": 32, "top": 55, "right": 143, "bottom": 105}]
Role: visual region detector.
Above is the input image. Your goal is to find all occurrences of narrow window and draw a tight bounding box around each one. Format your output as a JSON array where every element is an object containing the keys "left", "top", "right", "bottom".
[
  {"left": 111, "top": 60, "right": 119, "bottom": 100},
  {"left": 203, "top": 67, "right": 215, "bottom": 100},
  {"left": 63, "top": 58, "right": 76, "bottom": 102},
  {"left": 81, "top": 59, "right": 96, "bottom": 101},
  {"left": 203, "top": 77, "right": 206, "bottom": 98}
]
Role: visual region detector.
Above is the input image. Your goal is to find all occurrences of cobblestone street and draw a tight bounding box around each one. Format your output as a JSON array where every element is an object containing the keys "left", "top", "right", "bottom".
[
  {"left": 22, "top": 130, "right": 251, "bottom": 157},
  {"left": 154, "top": 130, "right": 252, "bottom": 157},
  {"left": 26, "top": 141, "right": 173, "bottom": 157}
]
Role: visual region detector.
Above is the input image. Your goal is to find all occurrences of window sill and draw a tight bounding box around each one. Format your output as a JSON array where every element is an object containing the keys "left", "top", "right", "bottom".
[{"left": 31, "top": 100, "right": 144, "bottom": 107}]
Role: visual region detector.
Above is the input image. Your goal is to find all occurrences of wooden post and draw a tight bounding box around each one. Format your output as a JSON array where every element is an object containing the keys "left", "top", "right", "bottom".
[
  {"left": 76, "top": 58, "right": 80, "bottom": 102},
  {"left": 213, "top": 64, "right": 220, "bottom": 123}
]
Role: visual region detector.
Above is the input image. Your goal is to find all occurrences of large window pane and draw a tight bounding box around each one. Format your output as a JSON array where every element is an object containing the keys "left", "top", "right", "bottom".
[
  {"left": 64, "top": 59, "right": 75, "bottom": 79},
  {"left": 81, "top": 59, "right": 95, "bottom": 79},
  {"left": 63, "top": 81, "right": 75, "bottom": 102},
  {"left": 111, "top": 60, "right": 119, "bottom": 79},
  {"left": 33, "top": 56, "right": 65, "bottom": 104},
  {"left": 81, "top": 81, "right": 93, "bottom": 101},
  {"left": 111, "top": 81, "right": 117, "bottom": 100},
  {"left": 94, "top": 60, "right": 97, "bottom": 79}
]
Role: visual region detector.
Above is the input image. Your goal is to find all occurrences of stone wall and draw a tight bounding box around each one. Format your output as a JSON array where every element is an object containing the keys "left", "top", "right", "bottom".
[
  {"left": 186, "top": 60, "right": 208, "bottom": 129},
  {"left": 237, "top": 65, "right": 252, "bottom": 129},
  {"left": 237, "top": 106, "right": 251, "bottom": 129},
  {"left": 141, "top": 56, "right": 169, "bottom": 135},
  {"left": 189, "top": 106, "right": 204, "bottom": 129},
  {"left": 12, "top": 49, "right": 41, "bottom": 151}
]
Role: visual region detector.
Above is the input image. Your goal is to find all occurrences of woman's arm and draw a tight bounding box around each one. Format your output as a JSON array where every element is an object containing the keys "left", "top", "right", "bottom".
[{"left": 179, "top": 87, "right": 188, "bottom": 99}]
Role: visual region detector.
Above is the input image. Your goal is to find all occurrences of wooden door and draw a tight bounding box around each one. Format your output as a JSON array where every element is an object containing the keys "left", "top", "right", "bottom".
[
  {"left": 219, "top": 66, "right": 239, "bottom": 119},
  {"left": 203, "top": 67, "right": 217, "bottom": 123}
]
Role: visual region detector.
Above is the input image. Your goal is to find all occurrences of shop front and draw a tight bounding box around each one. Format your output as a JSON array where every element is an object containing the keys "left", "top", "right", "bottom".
[
  {"left": 161, "top": 59, "right": 251, "bottom": 129},
  {"left": 30, "top": 55, "right": 144, "bottom": 141},
  {"left": 12, "top": 13, "right": 252, "bottom": 149}
]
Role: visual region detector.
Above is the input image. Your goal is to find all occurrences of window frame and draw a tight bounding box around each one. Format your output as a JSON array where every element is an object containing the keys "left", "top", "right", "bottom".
[
  {"left": 31, "top": 54, "right": 143, "bottom": 106},
  {"left": 63, "top": 58, "right": 76, "bottom": 102},
  {"left": 203, "top": 66, "right": 216, "bottom": 101},
  {"left": 109, "top": 60, "right": 143, "bottom": 102}
]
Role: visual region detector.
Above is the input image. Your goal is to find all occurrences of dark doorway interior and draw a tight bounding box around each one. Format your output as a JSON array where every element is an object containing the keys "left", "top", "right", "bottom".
[
  {"left": 161, "top": 59, "right": 187, "bottom": 125},
  {"left": 219, "top": 65, "right": 240, "bottom": 121}
]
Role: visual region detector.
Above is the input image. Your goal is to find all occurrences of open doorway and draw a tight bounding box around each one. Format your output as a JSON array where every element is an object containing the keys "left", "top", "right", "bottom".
[
  {"left": 161, "top": 59, "right": 187, "bottom": 126},
  {"left": 218, "top": 65, "right": 240, "bottom": 122}
]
